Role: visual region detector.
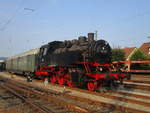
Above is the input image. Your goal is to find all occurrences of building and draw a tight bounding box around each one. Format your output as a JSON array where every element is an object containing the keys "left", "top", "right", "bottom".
[
  {"left": 123, "top": 47, "right": 137, "bottom": 60},
  {"left": 139, "top": 42, "right": 150, "bottom": 59}
]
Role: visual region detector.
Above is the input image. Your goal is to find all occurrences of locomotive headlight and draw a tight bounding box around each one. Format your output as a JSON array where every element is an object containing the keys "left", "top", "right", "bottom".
[{"left": 100, "top": 46, "right": 107, "bottom": 54}]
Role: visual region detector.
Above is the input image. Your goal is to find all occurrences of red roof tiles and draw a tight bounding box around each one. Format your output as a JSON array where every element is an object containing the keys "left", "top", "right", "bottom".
[
  {"left": 139, "top": 42, "right": 150, "bottom": 58},
  {"left": 123, "top": 47, "right": 137, "bottom": 59}
]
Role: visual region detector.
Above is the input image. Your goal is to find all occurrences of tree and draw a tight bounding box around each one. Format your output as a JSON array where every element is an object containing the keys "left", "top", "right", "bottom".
[
  {"left": 112, "top": 49, "right": 125, "bottom": 62},
  {"left": 130, "top": 50, "right": 149, "bottom": 70},
  {"left": 130, "top": 49, "right": 148, "bottom": 61}
]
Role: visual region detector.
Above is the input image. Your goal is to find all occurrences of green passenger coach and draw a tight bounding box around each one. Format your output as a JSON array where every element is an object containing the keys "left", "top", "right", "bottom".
[{"left": 6, "top": 48, "right": 39, "bottom": 75}]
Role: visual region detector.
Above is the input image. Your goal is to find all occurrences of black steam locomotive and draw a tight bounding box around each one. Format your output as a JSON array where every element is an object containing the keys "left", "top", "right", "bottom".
[{"left": 35, "top": 33, "right": 126, "bottom": 91}]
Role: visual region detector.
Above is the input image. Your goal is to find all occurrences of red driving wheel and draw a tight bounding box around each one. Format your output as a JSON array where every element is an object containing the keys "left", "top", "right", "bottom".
[{"left": 58, "top": 77, "right": 64, "bottom": 85}]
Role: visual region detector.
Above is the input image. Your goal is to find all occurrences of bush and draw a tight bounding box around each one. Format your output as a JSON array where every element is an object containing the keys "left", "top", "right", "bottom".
[{"left": 112, "top": 49, "right": 125, "bottom": 62}]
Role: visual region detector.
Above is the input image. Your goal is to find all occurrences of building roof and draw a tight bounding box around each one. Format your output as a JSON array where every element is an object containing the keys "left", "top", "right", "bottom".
[
  {"left": 139, "top": 42, "right": 150, "bottom": 58},
  {"left": 123, "top": 47, "right": 137, "bottom": 59},
  {"left": 0, "top": 60, "right": 4, "bottom": 63}
]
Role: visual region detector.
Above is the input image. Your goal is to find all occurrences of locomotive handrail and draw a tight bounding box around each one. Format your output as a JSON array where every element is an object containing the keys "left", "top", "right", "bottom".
[{"left": 75, "top": 62, "right": 111, "bottom": 67}]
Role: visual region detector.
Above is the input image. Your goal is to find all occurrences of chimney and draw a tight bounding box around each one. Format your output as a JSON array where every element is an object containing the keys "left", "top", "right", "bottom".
[{"left": 88, "top": 33, "right": 94, "bottom": 42}]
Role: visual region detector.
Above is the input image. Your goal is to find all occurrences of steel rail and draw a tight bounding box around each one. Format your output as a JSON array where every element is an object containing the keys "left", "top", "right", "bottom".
[
  {"left": 124, "top": 80, "right": 150, "bottom": 84},
  {"left": 1, "top": 74, "right": 150, "bottom": 113},
  {"left": 124, "top": 83, "right": 150, "bottom": 91},
  {"left": 7, "top": 79, "right": 150, "bottom": 113},
  {"left": 3, "top": 80, "right": 89, "bottom": 113},
  {"left": 0, "top": 84, "right": 51, "bottom": 113}
]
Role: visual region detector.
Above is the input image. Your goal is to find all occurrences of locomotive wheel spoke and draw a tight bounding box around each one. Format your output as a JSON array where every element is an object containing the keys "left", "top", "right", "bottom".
[
  {"left": 67, "top": 81, "right": 74, "bottom": 87},
  {"left": 87, "top": 82, "right": 96, "bottom": 91},
  {"left": 50, "top": 76, "right": 57, "bottom": 84}
]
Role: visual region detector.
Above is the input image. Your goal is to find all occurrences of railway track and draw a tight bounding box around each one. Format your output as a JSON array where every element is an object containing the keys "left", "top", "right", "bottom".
[
  {"left": 61, "top": 85, "right": 150, "bottom": 113},
  {"left": 124, "top": 81, "right": 150, "bottom": 91},
  {"left": 0, "top": 85, "right": 51, "bottom": 113},
  {"left": 0, "top": 82, "right": 36, "bottom": 113},
  {"left": 124, "top": 80, "right": 150, "bottom": 84},
  {"left": 0, "top": 78, "right": 90, "bottom": 113},
  {"left": 123, "top": 75, "right": 150, "bottom": 91},
  {"left": 132, "top": 75, "right": 150, "bottom": 78},
  {"left": 0, "top": 72, "right": 150, "bottom": 113},
  {"left": 16, "top": 80, "right": 150, "bottom": 113},
  {"left": 131, "top": 75, "right": 150, "bottom": 81}
]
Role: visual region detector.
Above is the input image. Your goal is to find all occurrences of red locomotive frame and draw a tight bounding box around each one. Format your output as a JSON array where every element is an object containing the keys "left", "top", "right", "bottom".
[{"left": 35, "top": 61, "right": 127, "bottom": 91}]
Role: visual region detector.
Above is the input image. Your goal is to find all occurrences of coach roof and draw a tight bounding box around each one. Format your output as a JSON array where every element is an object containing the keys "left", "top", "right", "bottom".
[{"left": 7, "top": 48, "right": 39, "bottom": 60}]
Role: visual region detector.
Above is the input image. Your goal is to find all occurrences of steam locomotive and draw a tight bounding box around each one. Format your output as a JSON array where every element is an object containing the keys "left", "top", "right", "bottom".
[{"left": 6, "top": 33, "right": 127, "bottom": 91}]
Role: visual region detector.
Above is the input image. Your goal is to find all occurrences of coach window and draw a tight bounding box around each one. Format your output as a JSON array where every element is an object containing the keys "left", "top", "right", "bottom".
[{"left": 43, "top": 48, "right": 47, "bottom": 56}]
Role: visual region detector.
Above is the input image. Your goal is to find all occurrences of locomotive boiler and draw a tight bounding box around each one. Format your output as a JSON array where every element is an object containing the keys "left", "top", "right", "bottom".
[
  {"left": 38, "top": 33, "right": 111, "bottom": 67},
  {"left": 35, "top": 33, "right": 126, "bottom": 91}
]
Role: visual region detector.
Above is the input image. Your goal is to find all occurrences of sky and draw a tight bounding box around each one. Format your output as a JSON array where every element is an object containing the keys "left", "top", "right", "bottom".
[{"left": 0, "top": 0, "right": 150, "bottom": 57}]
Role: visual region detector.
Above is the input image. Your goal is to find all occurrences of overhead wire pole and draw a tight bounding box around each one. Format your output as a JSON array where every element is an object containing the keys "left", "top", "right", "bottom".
[{"left": 95, "top": 30, "right": 98, "bottom": 40}]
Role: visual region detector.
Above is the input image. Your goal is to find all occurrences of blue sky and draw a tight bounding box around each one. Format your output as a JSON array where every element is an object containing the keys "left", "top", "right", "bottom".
[{"left": 0, "top": 0, "right": 150, "bottom": 57}]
